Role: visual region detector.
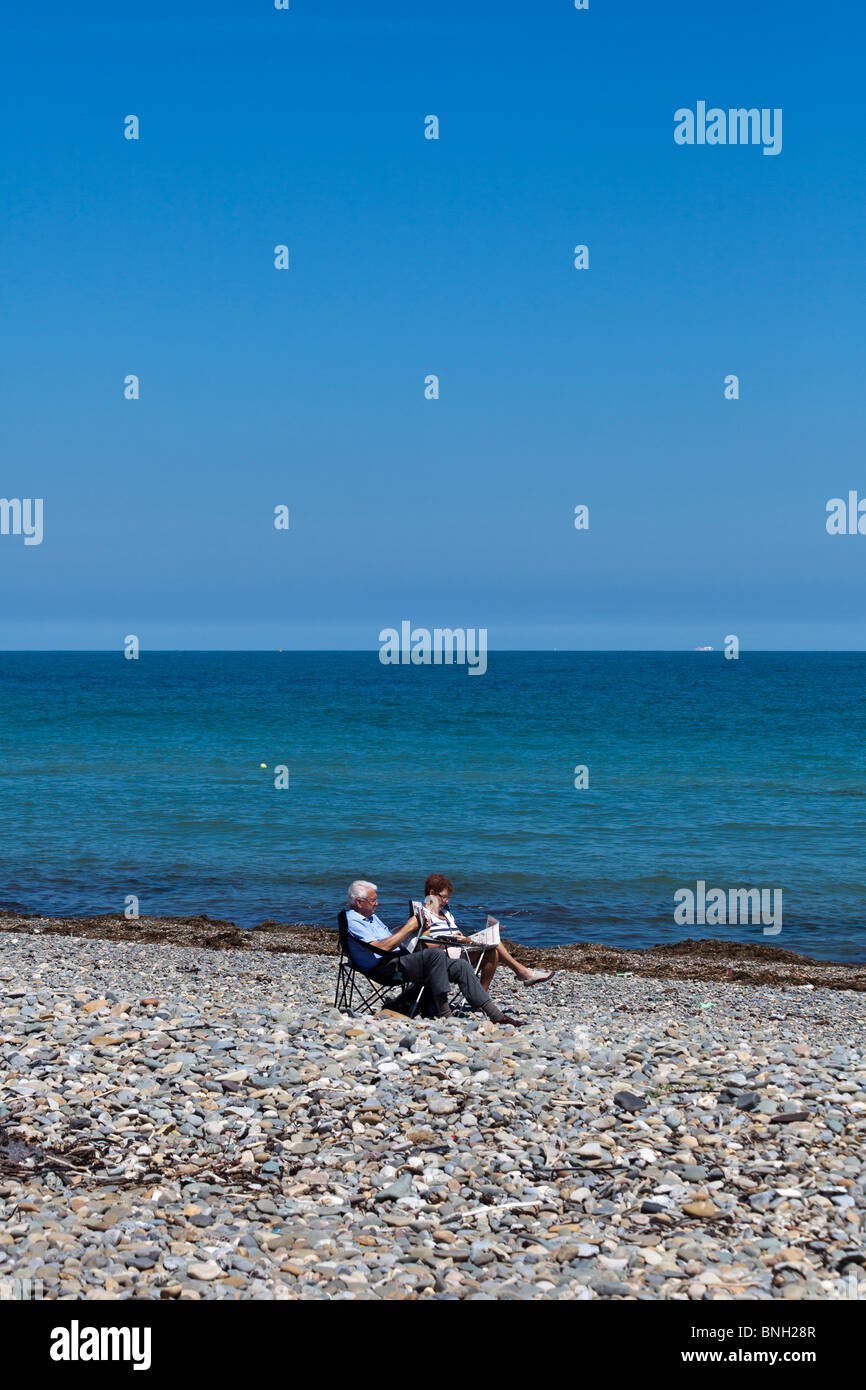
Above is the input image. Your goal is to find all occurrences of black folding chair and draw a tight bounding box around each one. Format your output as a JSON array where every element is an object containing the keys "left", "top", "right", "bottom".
[{"left": 333, "top": 909, "right": 424, "bottom": 1017}]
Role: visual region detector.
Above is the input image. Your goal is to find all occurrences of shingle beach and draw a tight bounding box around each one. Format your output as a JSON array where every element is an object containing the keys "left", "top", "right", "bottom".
[{"left": 1, "top": 918, "right": 864, "bottom": 1301}]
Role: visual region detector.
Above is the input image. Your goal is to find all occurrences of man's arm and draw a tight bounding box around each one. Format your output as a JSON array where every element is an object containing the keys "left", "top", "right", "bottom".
[
  {"left": 361, "top": 915, "right": 420, "bottom": 954},
  {"left": 378, "top": 917, "right": 422, "bottom": 950}
]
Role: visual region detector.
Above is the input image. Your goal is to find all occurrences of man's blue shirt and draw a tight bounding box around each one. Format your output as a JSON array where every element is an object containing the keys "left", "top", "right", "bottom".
[{"left": 346, "top": 907, "right": 404, "bottom": 973}]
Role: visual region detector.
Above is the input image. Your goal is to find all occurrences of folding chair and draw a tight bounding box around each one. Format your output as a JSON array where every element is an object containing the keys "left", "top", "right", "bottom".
[
  {"left": 410, "top": 900, "right": 485, "bottom": 1017},
  {"left": 333, "top": 909, "right": 425, "bottom": 1017}
]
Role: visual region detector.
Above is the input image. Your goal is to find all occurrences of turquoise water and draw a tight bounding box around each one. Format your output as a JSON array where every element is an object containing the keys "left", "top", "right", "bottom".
[{"left": 1, "top": 652, "right": 864, "bottom": 961}]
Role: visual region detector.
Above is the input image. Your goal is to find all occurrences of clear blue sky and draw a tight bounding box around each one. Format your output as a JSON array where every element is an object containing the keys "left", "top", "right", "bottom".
[{"left": 2, "top": 1, "right": 864, "bottom": 649}]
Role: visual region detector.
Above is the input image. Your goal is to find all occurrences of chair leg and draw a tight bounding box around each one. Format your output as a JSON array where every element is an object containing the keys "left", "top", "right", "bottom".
[
  {"left": 447, "top": 947, "right": 480, "bottom": 1016},
  {"left": 449, "top": 988, "right": 471, "bottom": 1016},
  {"left": 335, "top": 960, "right": 348, "bottom": 1010},
  {"left": 336, "top": 961, "right": 412, "bottom": 1018}
]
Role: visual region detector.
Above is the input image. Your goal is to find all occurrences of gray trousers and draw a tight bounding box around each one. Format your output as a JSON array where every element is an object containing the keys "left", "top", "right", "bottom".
[{"left": 394, "top": 949, "right": 491, "bottom": 1014}]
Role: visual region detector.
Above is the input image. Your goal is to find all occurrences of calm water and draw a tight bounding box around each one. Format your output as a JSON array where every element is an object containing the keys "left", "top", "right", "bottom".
[{"left": 1, "top": 653, "right": 864, "bottom": 961}]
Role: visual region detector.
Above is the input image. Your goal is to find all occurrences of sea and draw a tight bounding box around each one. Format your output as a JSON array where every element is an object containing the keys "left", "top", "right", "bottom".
[{"left": 1, "top": 652, "right": 864, "bottom": 962}]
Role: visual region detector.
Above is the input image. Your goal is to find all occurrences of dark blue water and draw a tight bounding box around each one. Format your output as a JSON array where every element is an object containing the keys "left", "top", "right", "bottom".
[{"left": 1, "top": 653, "right": 864, "bottom": 961}]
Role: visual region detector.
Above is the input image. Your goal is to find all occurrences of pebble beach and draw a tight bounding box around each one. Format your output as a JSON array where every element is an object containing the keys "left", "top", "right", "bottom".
[{"left": 2, "top": 922, "right": 865, "bottom": 1301}]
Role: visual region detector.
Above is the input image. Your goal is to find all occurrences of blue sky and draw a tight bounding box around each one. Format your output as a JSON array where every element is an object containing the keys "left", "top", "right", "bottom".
[{"left": 2, "top": 0, "right": 865, "bottom": 649}]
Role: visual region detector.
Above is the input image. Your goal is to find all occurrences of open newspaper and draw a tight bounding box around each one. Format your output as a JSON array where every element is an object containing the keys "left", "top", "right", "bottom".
[{"left": 463, "top": 915, "right": 501, "bottom": 947}]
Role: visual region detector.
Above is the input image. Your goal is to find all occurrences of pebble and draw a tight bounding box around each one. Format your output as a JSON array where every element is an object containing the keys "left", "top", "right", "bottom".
[
  {"left": 735, "top": 1091, "right": 761, "bottom": 1111},
  {"left": 0, "top": 930, "right": 864, "bottom": 1302},
  {"left": 613, "top": 1091, "right": 646, "bottom": 1112},
  {"left": 187, "top": 1261, "right": 222, "bottom": 1281}
]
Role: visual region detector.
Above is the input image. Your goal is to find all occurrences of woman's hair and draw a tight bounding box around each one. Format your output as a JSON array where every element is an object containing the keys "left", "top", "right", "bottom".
[{"left": 424, "top": 873, "right": 454, "bottom": 897}]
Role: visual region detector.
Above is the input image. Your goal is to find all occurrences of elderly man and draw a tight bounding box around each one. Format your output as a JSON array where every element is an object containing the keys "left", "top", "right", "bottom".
[{"left": 345, "top": 880, "right": 523, "bottom": 1026}]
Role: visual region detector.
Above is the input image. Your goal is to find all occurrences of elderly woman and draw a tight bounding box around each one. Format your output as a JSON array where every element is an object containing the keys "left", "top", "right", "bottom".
[{"left": 415, "top": 873, "right": 554, "bottom": 991}]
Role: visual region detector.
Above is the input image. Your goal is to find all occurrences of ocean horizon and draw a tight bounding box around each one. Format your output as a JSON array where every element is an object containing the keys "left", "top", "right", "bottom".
[{"left": 2, "top": 650, "right": 864, "bottom": 963}]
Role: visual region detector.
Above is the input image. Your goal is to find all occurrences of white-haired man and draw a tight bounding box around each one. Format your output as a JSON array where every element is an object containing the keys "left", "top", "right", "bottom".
[{"left": 345, "top": 881, "right": 523, "bottom": 1026}]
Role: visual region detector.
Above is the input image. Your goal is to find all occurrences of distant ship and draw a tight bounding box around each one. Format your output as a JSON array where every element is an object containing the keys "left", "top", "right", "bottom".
[{"left": 695, "top": 645, "right": 714, "bottom": 651}]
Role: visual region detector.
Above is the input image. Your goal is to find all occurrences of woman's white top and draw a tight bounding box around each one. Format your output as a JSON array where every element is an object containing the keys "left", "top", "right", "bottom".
[{"left": 417, "top": 903, "right": 464, "bottom": 959}]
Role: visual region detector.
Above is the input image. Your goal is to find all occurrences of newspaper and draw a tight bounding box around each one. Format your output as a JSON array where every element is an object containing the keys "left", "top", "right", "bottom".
[{"left": 465, "top": 915, "right": 501, "bottom": 947}]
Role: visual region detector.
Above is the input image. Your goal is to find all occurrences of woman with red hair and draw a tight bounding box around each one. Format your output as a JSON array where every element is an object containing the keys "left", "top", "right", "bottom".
[{"left": 417, "top": 873, "right": 554, "bottom": 992}]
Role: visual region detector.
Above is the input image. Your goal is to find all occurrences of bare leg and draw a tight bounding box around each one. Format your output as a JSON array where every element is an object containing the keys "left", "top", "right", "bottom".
[
  {"left": 467, "top": 947, "right": 498, "bottom": 990},
  {"left": 469, "top": 944, "right": 531, "bottom": 990},
  {"left": 494, "top": 942, "right": 533, "bottom": 981}
]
